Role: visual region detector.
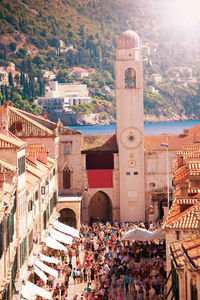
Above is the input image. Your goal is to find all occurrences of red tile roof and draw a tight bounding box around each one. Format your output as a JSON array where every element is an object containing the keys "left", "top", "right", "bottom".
[
  {"left": 81, "top": 135, "right": 118, "bottom": 153},
  {"left": 0, "top": 159, "right": 16, "bottom": 173},
  {"left": 188, "top": 123, "right": 200, "bottom": 135},
  {"left": 0, "top": 133, "right": 26, "bottom": 149},
  {"left": 144, "top": 134, "right": 200, "bottom": 151},
  {"left": 165, "top": 200, "right": 200, "bottom": 229},
  {"left": 170, "top": 234, "right": 200, "bottom": 270}
]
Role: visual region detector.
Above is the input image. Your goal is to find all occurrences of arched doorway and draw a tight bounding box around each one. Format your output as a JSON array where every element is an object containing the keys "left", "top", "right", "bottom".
[
  {"left": 159, "top": 200, "right": 165, "bottom": 220},
  {"left": 88, "top": 191, "right": 112, "bottom": 224},
  {"left": 58, "top": 208, "right": 76, "bottom": 228}
]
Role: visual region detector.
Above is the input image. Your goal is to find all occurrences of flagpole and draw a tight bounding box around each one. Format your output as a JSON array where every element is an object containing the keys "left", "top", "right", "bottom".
[{"left": 166, "top": 137, "right": 170, "bottom": 208}]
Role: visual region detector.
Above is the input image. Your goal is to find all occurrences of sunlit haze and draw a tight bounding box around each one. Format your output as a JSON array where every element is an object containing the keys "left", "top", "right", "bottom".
[{"left": 174, "top": 0, "right": 200, "bottom": 26}]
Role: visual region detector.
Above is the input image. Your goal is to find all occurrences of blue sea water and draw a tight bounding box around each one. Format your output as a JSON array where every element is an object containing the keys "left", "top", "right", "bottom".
[{"left": 68, "top": 119, "right": 200, "bottom": 135}]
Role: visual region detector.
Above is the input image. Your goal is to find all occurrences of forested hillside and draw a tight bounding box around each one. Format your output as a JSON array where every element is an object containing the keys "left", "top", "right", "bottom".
[{"left": 0, "top": 0, "right": 199, "bottom": 119}]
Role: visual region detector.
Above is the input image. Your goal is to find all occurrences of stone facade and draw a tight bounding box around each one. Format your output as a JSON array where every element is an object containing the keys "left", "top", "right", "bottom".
[{"left": 164, "top": 143, "right": 200, "bottom": 299}]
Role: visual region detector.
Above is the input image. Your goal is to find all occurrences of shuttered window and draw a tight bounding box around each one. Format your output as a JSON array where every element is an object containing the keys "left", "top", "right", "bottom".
[
  {"left": 53, "top": 191, "right": 57, "bottom": 207},
  {"left": 50, "top": 197, "right": 54, "bottom": 215},
  {"left": 7, "top": 213, "right": 14, "bottom": 248},
  {"left": 28, "top": 230, "right": 33, "bottom": 256},
  {"left": 18, "top": 156, "right": 25, "bottom": 175},
  {"left": 63, "top": 166, "right": 70, "bottom": 189},
  {"left": 46, "top": 204, "right": 50, "bottom": 223},
  {"left": 0, "top": 220, "right": 4, "bottom": 259},
  {"left": 11, "top": 250, "right": 18, "bottom": 292},
  {"left": 20, "top": 237, "right": 27, "bottom": 267}
]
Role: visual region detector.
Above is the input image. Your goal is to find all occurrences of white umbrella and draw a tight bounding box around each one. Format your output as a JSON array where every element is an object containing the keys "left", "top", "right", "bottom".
[
  {"left": 122, "top": 227, "right": 152, "bottom": 241},
  {"left": 149, "top": 228, "right": 165, "bottom": 240}
]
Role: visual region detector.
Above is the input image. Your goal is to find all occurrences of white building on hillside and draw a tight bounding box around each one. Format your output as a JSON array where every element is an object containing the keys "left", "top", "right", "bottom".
[{"left": 38, "top": 81, "right": 91, "bottom": 113}]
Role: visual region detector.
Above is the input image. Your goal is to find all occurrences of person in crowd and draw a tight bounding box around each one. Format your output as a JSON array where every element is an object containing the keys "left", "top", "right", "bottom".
[{"left": 32, "top": 219, "right": 165, "bottom": 300}]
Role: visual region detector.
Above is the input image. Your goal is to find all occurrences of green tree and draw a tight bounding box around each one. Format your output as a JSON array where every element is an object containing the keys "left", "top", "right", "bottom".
[
  {"left": 12, "top": 91, "right": 22, "bottom": 103},
  {"left": 32, "top": 55, "right": 45, "bottom": 68},
  {"left": 0, "top": 91, "right": 3, "bottom": 104},
  {"left": 5, "top": 84, "right": 8, "bottom": 101},
  {"left": 56, "top": 70, "right": 72, "bottom": 83},
  {"left": 1, "top": 85, "right": 4, "bottom": 100},
  {"left": 8, "top": 72, "right": 13, "bottom": 86},
  {"left": 16, "top": 48, "right": 27, "bottom": 58},
  {"left": 9, "top": 42, "right": 17, "bottom": 52}
]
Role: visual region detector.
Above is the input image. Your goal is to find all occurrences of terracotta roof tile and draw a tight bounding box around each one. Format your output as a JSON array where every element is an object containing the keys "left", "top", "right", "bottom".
[
  {"left": 144, "top": 135, "right": 200, "bottom": 151},
  {"left": 188, "top": 123, "right": 200, "bottom": 135},
  {"left": 176, "top": 198, "right": 199, "bottom": 205},
  {"left": 0, "top": 133, "right": 26, "bottom": 148},
  {"left": 26, "top": 170, "right": 39, "bottom": 193},
  {"left": 165, "top": 201, "right": 200, "bottom": 229},
  {"left": 71, "top": 67, "right": 88, "bottom": 73},
  {"left": 0, "top": 159, "right": 16, "bottom": 173},
  {"left": 170, "top": 234, "right": 200, "bottom": 269},
  {"left": 81, "top": 135, "right": 118, "bottom": 153},
  {"left": 170, "top": 240, "right": 185, "bottom": 268},
  {"left": 8, "top": 106, "right": 53, "bottom": 136},
  {"left": 14, "top": 108, "right": 57, "bottom": 128},
  {"left": 1, "top": 182, "right": 15, "bottom": 194},
  {"left": 182, "top": 237, "right": 200, "bottom": 268}
]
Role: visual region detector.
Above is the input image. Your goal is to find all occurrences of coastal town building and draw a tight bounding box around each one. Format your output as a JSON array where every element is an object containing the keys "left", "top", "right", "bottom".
[
  {"left": 164, "top": 143, "right": 200, "bottom": 299},
  {"left": 170, "top": 66, "right": 193, "bottom": 81},
  {"left": 0, "top": 67, "right": 9, "bottom": 85},
  {"left": 1, "top": 30, "right": 200, "bottom": 299},
  {"left": 42, "top": 70, "right": 56, "bottom": 81},
  {"left": 0, "top": 63, "right": 20, "bottom": 86},
  {"left": 37, "top": 81, "right": 91, "bottom": 112},
  {"left": 0, "top": 122, "right": 58, "bottom": 299},
  {"left": 70, "top": 67, "right": 89, "bottom": 78},
  {"left": 150, "top": 73, "right": 162, "bottom": 83}
]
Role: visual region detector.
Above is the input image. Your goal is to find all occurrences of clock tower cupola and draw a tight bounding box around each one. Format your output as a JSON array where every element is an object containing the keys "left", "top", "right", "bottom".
[{"left": 116, "top": 30, "right": 145, "bottom": 222}]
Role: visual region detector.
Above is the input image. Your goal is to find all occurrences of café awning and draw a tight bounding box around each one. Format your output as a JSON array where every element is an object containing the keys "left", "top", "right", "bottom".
[
  {"left": 26, "top": 281, "right": 52, "bottom": 300},
  {"left": 150, "top": 228, "right": 165, "bottom": 240},
  {"left": 122, "top": 227, "right": 152, "bottom": 241},
  {"left": 35, "top": 260, "right": 58, "bottom": 278},
  {"left": 21, "top": 285, "right": 36, "bottom": 300},
  {"left": 53, "top": 220, "right": 79, "bottom": 238},
  {"left": 49, "top": 228, "right": 73, "bottom": 245},
  {"left": 122, "top": 227, "right": 166, "bottom": 241},
  {"left": 39, "top": 253, "right": 59, "bottom": 265},
  {"left": 44, "top": 236, "right": 67, "bottom": 251},
  {"left": 34, "top": 265, "right": 48, "bottom": 284}
]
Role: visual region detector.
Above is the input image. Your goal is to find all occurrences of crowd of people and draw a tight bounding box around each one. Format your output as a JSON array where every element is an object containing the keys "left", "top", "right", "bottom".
[{"left": 31, "top": 221, "right": 166, "bottom": 300}]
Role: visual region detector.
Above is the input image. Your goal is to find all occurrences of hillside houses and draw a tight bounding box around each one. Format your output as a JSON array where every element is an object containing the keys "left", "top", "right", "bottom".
[
  {"left": 0, "top": 63, "right": 20, "bottom": 86},
  {"left": 170, "top": 66, "right": 193, "bottom": 81}
]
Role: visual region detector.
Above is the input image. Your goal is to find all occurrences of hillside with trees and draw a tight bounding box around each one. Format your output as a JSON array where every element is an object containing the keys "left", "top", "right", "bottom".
[{"left": 0, "top": 0, "right": 199, "bottom": 120}]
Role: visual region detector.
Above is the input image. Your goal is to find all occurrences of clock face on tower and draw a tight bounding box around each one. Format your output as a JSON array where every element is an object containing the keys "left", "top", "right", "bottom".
[{"left": 121, "top": 127, "right": 142, "bottom": 149}]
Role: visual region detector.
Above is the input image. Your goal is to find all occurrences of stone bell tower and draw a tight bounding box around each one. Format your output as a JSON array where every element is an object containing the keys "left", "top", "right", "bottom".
[{"left": 116, "top": 30, "right": 145, "bottom": 222}]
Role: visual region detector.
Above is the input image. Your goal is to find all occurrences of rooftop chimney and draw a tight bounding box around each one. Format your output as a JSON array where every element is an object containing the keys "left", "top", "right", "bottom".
[{"left": 44, "top": 112, "right": 47, "bottom": 120}]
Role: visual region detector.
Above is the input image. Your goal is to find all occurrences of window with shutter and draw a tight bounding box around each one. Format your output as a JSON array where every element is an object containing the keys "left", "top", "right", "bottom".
[
  {"left": 53, "top": 191, "right": 57, "bottom": 206},
  {"left": 0, "top": 221, "right": 4, "bottom": 259},
  {"left": 63, "top": 166, "right": 71, "bottom": 189},
  {"left": 41, "top": 186, "right": 45, "bottom": 195}
]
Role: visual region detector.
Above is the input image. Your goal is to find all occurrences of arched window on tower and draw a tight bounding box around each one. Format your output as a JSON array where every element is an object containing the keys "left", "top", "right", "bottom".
[
  {"left": 63, "top": 166, "right": 71, "bottom": 189},
  {"left": 125, "top": 68, "right": 136, "bottom": 88}
]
